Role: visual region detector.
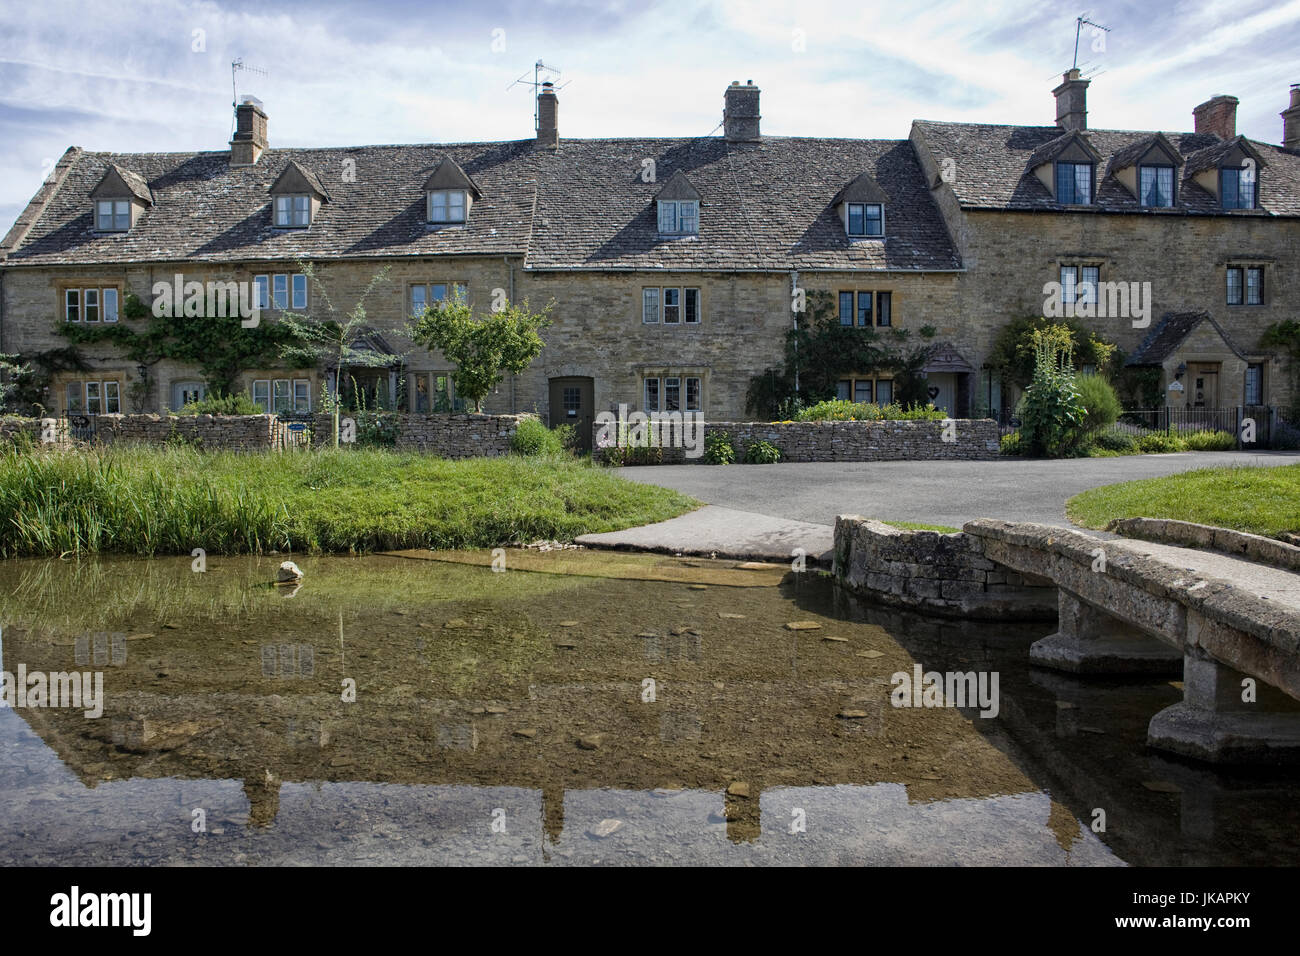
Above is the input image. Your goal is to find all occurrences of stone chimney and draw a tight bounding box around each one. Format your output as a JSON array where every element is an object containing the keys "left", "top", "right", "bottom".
[
  {"left": 724, "top": 80, "right": 761, "bottom": 142},
  {"left": 1283, "top": 84, "right": 1300, "bottom": 150},
  {"left": 1053, "top": 69, "right": 1090, "bottom": 131},
  {"left": 1193, "top": 94, "right": 1238, "bottom": 140},
  {"left": 537, "top": 82, "right": 559, "bottom": 149},
  {"left": 230, "top": 96, "right": 268, "bottom": 166}
]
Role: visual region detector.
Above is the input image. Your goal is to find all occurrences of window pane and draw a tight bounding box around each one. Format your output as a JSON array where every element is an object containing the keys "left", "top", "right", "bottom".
[
  {"left": 679, "top": 202, "right": 697, "bottom": 234},
  {"left": 876, "top": 379, "right": 893, "bottom": 405},
  {"left": 1247, "top": 267, "right": 1262, "bottom": 305},
  {"left": 847, "top": 204, "right": 864, "bottom": 236},
  {"left": 645, "top": 378, "right": 659, "bottom": 411},
  {"left": 1056, "top": 163, "right": 1072, "bottom": 203},
  {"left": 275, "top": 196, "right": 288, "bottom": 225},
  {"left": 103, "top": 288, "right": 119, "bottom": 322},
  {"left": 685, "top": 288, "right": 700, "bottom": 323},
  {"left": 642, "top": 288, "right": 659, "bottom": 323},
  {"left": 857, "top": 291, "right": 872, "bottom": 326},
  {"left": 865, "top": 204, "right": 883, "bottom": 235},
  {"left": 411, "top": 285, "right": 427, "bottom": 316},
  {"left": 293, "top": 380, "right": 310, "bottom": 412},
  {"left": 665, "top": 377, "right": 680, "bottom": 412},
  {"left": 1140, "top": 166, "right": 1173, "bottom": 207},
  {"left": 97, "top": 201, "right": 113, "bottom": 228},
  {"left": 663, "top": 288, "right": 680, "bottom": 324},
  {"left": 838, "top": 292, "right": 854, "bottom": 326},
  {"left": 66, "top": 289, "right": 79, "bottom": 322},
  {"left": 253, "top": 381, "right": 270, "bottom": 412},
  {"left": 854, "top": 380, "right": 872, "bottom": 404},
  {"left": 84, "top": 288, "right": 99, "bottom": 322},
  {"left": 877, "top": 291, "right": 891, "bottom": 327},
  {"left": 836, "top": 380, "right": 851, "bottom": 401},
  {"left": 292, "top": 274, "right": 307, "bottom": 309},
  {"left": 273, "top": 275, "right": 288, "bottom": 309},
  {"left": 104, "top": 382, "right": 120, "bottom": 414},
  {"left": 431, "top": 283, "right": 448, "bottom": 303},
  {"left": 273, "top": 380, "right": 290, "bottom": 413},
  {"left": 1245, "top": 364, "right": 1262, "bottom": 405},
  {"left": 293, "top": 196, "right": 310, "bottom": 226},
  {"left": 430, "top": 192, "right": 447, "bottom": 220},
  {"left": 1060, "top": 267, "right": 1077, "bottom": 304},
  {"left": 1075, "top": 164, "right": 1092, "bottom": 204},
  {"left": 66, "top": 382, "right": 82, "bottom": 411},
  {"left": 113, "top": 201, "right": 130, "bottom": 230},
  {"left": 86, "top": 382, "right": 101, "bottom": 414},
  {"left": 255, "top": 276, "right": 269, "bottom": 310},
  {"left": 686, "top": 377, "right": 700, "bottom": 411},
  {"left": 1080, "top": 267, "right": 1099, "bottom": 304},
  {"left": 1226, "top": 268, "right": 1242, "bottom": 305},
  {"left": 657, "top": 201, "right": 676, "bottom": 233},
  {"left": 448, "top": 191, "right": 465, "bottom": 221},
  {"left": 1221, "top": 169, "right": 1239, "bottom": 208}
]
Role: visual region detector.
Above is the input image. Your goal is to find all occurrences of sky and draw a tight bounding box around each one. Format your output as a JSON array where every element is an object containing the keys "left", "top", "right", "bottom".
[{"left": 1, "top": 0, "right": 1298, "bottom": 234}]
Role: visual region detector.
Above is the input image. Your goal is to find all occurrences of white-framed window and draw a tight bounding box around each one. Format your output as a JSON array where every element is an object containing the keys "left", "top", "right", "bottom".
[
  {"left": 273, "top": 274, "right": 289, "bottom": 310},
  {"left": 252, "top": 380, "right": 270, "bottom": 411},
  {"left": 259, "top": 274, "right": 306, "bottom": 311},
  {"left": 410, "top": 282, "right": 466, "bottom": 316},
  {"left": 1060, "top": 266, "right": 1078, "bottom": 305},
  {"left": 657, "top": 200, "right": 699, "bottom": 236},
  {"left": 95, "top": 199, "right": 131, "bottom": 232},
  {"left": 252, "top": 378, "right": 310, "bottom": 413},
  {"left": 293, "top": 379, "right": 311, "bottom": 412},
  {"left": 643, "top": 376, "right": 702, "bottom": 413},
  {"left": 642, "top": 288, "right": 660, "bottom": 324},
  {"left": 663, "top": 288, "right": 681, "bottom": 324},
  {"left": 274, "top": 194, "right": 311, "bottom": 228},
  {"left": 254, "top": 275, "right": 270, "bottom": 311},
  {"left": 64, "top": 287, "right": 121, "bottom": 323},
  {"left": 428, "top": 189, "right": 467, "bottom": 223},
  {"left": 846, "top": 202, "right": 884, "bottom": 237},
  {"left": 66, "top": 380, "right": 121, "bottom": 414},
  {"left": 292, "top": 274, "right": 307, "bottom": 309}
]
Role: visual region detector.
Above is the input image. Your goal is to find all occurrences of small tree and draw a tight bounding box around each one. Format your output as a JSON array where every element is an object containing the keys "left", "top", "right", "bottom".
[
  {"left": 408, "top": 295, "right": 552, "bottom": 413},
  {"left": 278, "top": 262, "right": 394, "bottom": 447},
  {"left": 1018, "top": 325, "right": 1085, "bottom": 457},
  {"left": 0, "top": 353, "right": 31, "bottom": 413}
]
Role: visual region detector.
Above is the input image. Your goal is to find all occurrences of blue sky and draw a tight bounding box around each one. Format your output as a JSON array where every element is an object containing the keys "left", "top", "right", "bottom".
[{"left": 2, "top": 0, "right": 1298, "bottom": 234}]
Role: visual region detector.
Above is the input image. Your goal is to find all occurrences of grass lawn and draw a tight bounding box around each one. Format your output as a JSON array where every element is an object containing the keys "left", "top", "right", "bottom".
[
  {"left": 878, "top": 520, "right": 962, "bottom": 533},
  {"left": 1066, "top": 463, "right": 1300, "bottom": 539},
  {"left": 0, "top": 445, "right": 697, "bottom": 556}
]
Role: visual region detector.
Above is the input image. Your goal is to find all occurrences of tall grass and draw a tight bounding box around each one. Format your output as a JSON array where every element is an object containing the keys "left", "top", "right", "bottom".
[{"left": 0, "top": 444, "right": 695, "bottom": 557}]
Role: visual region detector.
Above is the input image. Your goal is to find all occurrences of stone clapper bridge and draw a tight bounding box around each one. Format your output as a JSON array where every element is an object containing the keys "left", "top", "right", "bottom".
[{"left": 833, "top": 517, "right": 1300, "bottom": 764}]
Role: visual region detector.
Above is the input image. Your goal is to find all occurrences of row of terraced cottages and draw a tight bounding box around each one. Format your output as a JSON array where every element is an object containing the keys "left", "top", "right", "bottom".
[{"left": 2, "top": 74, "right": 1298, "bottom": 450}]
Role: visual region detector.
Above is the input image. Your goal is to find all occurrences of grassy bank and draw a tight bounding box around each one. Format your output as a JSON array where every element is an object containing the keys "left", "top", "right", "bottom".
[
  {"left": 1066, "top": 463, "right": 1300, "bottom": 539},
  {"left": 0, "top": 445, "right": 697, "bottom": 556}
]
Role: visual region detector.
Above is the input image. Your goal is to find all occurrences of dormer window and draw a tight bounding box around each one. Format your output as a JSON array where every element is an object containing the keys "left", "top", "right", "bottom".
[
  {"left": 1054, "top": 162, "right": 1093, "bottom": 205},
  {"left": 428, "top": 189, "right": 467, "bottom": 224},
  {"left": 95, "top": 200, "right": 131, "bottom": 232},
  {"left": 657, "top": 199, "right": 698, "bottom": 235},
  {"left": 274, "top": 194, "right": 311, "bottom": 228},
  {"left": 846, "top": 202, "right": 883, "bottom": 237},
  {"left": 1139, "top": 165, "right": 1175, "bottom": 207},
  {"left": 1220, "top": 166, "right": 1256, "bottom": 209}
]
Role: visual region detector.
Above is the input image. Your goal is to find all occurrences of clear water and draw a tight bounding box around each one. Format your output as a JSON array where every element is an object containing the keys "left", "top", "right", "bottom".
[{"left": 1, "top": 551, "right": 1296, "bottom": 866}]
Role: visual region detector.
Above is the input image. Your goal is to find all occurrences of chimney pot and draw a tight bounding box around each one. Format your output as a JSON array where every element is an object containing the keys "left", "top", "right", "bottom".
[
  {"left": 230, "top": 97, "right": 268, "bottom": 166},
  {"left": 724, "top": 80, "right": 761, "bottom": 142},
  {"left": 1193, "top": 94, "right": 1238, "bottom": 140},
  {"left": 1052, "top": 69, "right": 1089, "bottom": 131}
]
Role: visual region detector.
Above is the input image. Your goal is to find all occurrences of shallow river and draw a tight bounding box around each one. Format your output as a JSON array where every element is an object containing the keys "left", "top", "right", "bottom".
[{"left": 1, "top": 549, "right": 1296, "bottom": 866}]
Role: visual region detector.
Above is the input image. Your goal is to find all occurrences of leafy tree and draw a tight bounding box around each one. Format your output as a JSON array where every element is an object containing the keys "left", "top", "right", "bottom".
[
  {"left": 745, "top": 291, "right": 935, "bottom": 418},
  {"left": 1261, "top": 320, "right": 1300, "bottom": 415},
  {"left": 408, "top": 294, "right": 552, "bottom": 413},
  {"left": 0, "top": 353, "right": 31, "bottom": 413},
  {"left": 1017, "top": 325, "right": 1085, "bottom": 457},
  {"left": 278, "top": 262, "right": 394, "bottom": 447},
  {"left": 987, "top": 315, "right": 1117, "bottom": 391}
]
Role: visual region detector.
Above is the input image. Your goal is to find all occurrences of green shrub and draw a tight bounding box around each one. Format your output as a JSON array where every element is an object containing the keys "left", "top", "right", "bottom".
[
  {"left": 1093, "top": 430, "right": 1137, "bottom": 453},
  {"left": 703, "top": 430, "right": 737, "bottom": 465},
  {"left": 176, "top": 392, "right": 263, "bottom": 416},
  {"left": 743, "top": 439, "right": 782, "bottom": 464},
  {"left": 1184, "top": 430, "right": 1237, "bottom": 452},
  {"left": 794, "top": 399, "right": 945, "bottom": 422},
  {"left": 1075, "top": 374, "right": 1123, "bottom": 436},
  {"left": 510, "top": 417, "right": 570, "bottom": 457},
  {"left": 1018, "top": 326, "right": 1086, "bottom": 457},
  {"left": 999, "top": 432, "right": 1024, "bottom": 455},
  {"left": 1136, "top": 432, "right": 1188, "bottom": 454}
]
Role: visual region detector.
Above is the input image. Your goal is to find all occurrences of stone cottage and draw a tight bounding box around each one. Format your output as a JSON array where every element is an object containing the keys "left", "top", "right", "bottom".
[{"left": 1, "top": 75, "right": 1297, "bottom": 447}]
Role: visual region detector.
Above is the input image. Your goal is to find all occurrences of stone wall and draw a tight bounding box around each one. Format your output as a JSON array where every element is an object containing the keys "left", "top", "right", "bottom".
[
  {"left": 593, "top": 418, "right": 1000, "bottom": 463},
  {"left": 832, "top": 516, "right": 1057, "bottom": 620},
  {"left": 96, "top": 414, "right": 279, "bottom": 450},
  {"left": 310, "top": 412, "right": 525, "bottom": 457}
]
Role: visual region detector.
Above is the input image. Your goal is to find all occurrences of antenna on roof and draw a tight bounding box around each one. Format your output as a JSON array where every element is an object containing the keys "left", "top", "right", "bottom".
[
  {"left": 1072, "top": 14, "right": 1110, "bottom": 70},
  {"left": 231, "top": 58, "right": 269, "bottom": 135},
  {"left": 508, "top": 59, "right": 571, "bottom": 133}
]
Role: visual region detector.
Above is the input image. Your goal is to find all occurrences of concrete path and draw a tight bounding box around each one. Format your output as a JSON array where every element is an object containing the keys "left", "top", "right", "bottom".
[
  {"left": 612, "top": 451, "right": 1300, "bottom": 530},
  {"left": 1112, "top": 538, "right": 1300, "bottom": 611},
  {"left": 576, "top": 505, "right": 834, "bottom": 564}
]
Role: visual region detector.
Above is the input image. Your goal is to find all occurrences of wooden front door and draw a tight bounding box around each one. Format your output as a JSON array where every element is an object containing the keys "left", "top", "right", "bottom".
[
  {"left": 548, "top": 377, "right": 594, "bottom": 452},
  {"left": 1188, "top": 363, "right": 1220, "bottom": 408}
]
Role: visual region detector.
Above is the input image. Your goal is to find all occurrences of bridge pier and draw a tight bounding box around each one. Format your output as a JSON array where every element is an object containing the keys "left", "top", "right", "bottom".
[
  {"left": 1029, "top": 589, "right": 1184, "bottom": 675},
  {"left": 1148, "top": 649, "right": 1300, "bottom": 764}
]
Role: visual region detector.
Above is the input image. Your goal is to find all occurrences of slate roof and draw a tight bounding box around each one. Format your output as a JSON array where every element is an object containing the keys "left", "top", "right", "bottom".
[
  {"left": 0, "top": 135, "right": 962, "bottom": 272},
  {"left": 1126, "top": 311, "right": 1250, "bottom": 365},
  {"left": 912, "top": 120, "right": 1300, "bottom": 215}
]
